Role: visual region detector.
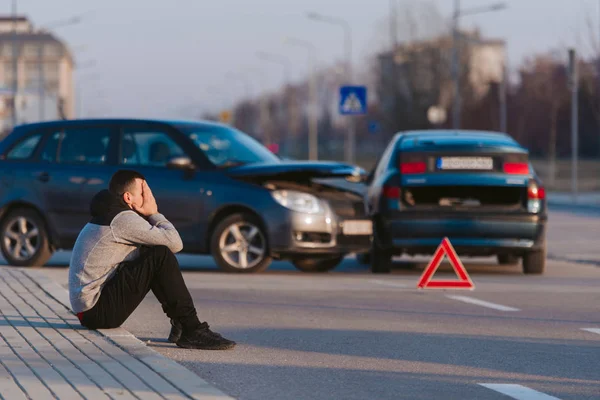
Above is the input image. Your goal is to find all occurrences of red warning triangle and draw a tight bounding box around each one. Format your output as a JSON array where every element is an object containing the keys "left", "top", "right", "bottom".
[{"left": 416, "top": 238, "right": 474, "bottom": 289}]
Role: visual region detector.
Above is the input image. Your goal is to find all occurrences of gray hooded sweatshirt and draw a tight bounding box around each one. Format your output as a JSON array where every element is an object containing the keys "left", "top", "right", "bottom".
[{"left": 69, "top": 189, "right": 183, "bottom": 314}]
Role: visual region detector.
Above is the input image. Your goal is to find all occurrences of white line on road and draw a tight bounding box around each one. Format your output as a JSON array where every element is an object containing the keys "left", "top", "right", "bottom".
[
  {"left": 581, "top": 328, "right": 600, "bottom": 335},
  {"left": 479, "top": 384, "right": 561, "bottom": 400},
  {"left": 447, "top": 295, "right": 521, "bottom": 312},
  {"left": 369, "top": 280, "right": 408, "bottom": 288}
]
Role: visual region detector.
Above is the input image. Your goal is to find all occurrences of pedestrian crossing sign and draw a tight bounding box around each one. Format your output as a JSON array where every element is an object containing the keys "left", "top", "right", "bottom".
[{"left": 339, "top": 86, "right": 367, "bottom": 115}]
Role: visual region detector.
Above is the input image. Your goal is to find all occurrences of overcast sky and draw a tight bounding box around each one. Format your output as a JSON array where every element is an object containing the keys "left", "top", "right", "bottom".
[{"left": 14, "top": 0, "right": 598, "bottom": 119}]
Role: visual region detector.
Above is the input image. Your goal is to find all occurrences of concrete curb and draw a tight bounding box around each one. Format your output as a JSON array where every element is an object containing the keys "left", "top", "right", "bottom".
[{"left": 23, "top": 269, "right": 236, "bottom": 400}]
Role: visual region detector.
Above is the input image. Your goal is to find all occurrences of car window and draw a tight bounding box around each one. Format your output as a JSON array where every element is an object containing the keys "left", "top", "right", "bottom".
[
  {"left": 5, "top": 134, "right": 42, "bottom": 160},
  {"left": 40, "top": 127, "right": 111, "bottom": 164},
  {"left": 178, "top": 124, "right": 280, "bottom": 167},
  {"left": 120, "top": 130, "right": 186, "bottom": 167},
  {"left": 374, "top": 138, "right": 396, "bottom": 179}
]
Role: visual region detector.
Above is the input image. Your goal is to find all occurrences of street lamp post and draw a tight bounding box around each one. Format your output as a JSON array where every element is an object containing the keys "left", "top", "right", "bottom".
[
  {"left": 451, "top": 1, "right": 506, "bottom": 129},
  {"left": 245, "top": 67, "right": 269, "bottom": 141},
  {"left": 306, "top": 11, "right": 355, "bottom": 163},
  {"left": 76, "top": 63, "right": 98, "bottom": 119},
  {"left": 11, "top": 0, "right": 18, "bottom": 127},
  {"left": 256, "top": 51, "right": 292, "bottom": 155},
  {"left": 37, "top": 15, "right": 83, "bottom": 121},
  {"left": 284, "top": 36, "right": 319, "bottom": 160}
]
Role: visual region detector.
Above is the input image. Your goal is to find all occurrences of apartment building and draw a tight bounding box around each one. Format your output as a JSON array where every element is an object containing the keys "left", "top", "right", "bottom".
[{"left": 0, "top": 16, "right": 75, "bottom": 135}]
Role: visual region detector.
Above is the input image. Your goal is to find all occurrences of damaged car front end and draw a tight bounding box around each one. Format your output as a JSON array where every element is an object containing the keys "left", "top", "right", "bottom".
[{"left": 220, "top": 162, "right": 373, "bottom": 273}]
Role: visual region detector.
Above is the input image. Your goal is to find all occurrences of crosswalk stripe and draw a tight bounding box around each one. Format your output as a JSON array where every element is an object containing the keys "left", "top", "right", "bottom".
[
  {"left": 369, "top": 280, "right": 408, "bottom": 288},
  {"left": 581, "top": 328, "right": 600, "bottom": 335},
  {"left": 447, "top": 295, "right": 520, "bottom": 312},
  {"left": 479, "top": 384, "right": 561, "bottom": 400}
]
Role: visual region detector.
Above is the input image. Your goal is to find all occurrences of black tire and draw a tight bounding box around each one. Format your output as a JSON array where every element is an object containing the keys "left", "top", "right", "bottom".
[
  {"left": 356, "top": 252, "right": 371, "bottom": 265},
  {"left": 0, "top": 208, "right": 53, "bottom": 267},
  {"left": 370, "top": 220, "right": 392, "bottom": 274},
  {"left": 210, "top": 213, "right": 272, "bottom": 273},
  {"left": 523, "top": 246, "right": 546, "bottom": 275},
  {"left": 293, "top": 256, "right": 344, "bottom": 273},
  {"left": 497, "top": 254, "right": 519, "bottom": 265},
  {"left": 371, "top": 236, "right": 392, "bottom": 274}
]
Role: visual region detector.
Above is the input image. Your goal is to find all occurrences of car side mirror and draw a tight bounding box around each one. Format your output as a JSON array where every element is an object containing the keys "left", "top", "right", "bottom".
[{"left": 167, "top": 156, "right": 195, "bottom": 170}]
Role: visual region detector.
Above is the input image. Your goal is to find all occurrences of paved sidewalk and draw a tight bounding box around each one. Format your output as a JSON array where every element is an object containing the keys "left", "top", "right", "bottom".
[{"left": 0, "top": 267, "right": 234, "bottom": 400}]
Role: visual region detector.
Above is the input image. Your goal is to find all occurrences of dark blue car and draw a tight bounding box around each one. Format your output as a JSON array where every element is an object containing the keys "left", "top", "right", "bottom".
[
  {"left": 0, "top": 119, "right": 372, "bottom": 273},
  {"left": 363, "top": 130, "right": 547, "bottom": 274}
]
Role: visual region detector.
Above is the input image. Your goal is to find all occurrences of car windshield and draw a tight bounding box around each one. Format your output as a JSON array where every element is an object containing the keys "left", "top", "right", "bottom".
[{"left": 178, "top": 124, "right": 280, "bottom": 167}]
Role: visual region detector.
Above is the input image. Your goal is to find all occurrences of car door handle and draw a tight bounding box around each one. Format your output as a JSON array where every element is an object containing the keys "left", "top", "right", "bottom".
[{"left": 37, "top": 172, "right": 50, "bottom": 183}]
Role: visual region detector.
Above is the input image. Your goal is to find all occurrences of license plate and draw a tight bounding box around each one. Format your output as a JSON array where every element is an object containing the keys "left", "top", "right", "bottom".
[
  {"left": 342, "top": 220, "right": 373, "bottom": 235},
  {"left": 437, "top": 157, "right": 494, "bottom": 170}
]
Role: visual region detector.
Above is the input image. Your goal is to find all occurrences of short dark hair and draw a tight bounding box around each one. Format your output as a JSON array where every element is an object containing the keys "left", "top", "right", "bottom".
[{"left": 109, "top": 170, "right": 146, "bottom": 195}]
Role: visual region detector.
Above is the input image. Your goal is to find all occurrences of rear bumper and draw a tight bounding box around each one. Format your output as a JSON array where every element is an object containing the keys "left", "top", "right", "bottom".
[{"left": 381, "top": 213, "right": 546, "bottom": 255}]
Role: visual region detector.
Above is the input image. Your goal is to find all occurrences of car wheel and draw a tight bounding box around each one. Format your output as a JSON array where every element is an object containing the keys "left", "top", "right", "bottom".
[
  {"left": 370, "top": 220, "right": 392, "bottom": 274},
  {"left": 211, "top": 213, "right": 272, "bottom": 273},
  {"left": 371, "top": 244, "right": 392, "bottom": 274},
  {"left": 356, "top": 252, "right": 371, "bottom": 265},
  {"left": 293, "top": 256, "right": 344, "bottom": 273},
  {"left": 522, "top": 246, "right": 546, "bottom": 275},
  {"left": 497, "top": 254, "right": 519, "bottom": 265},
  {"left": 0, "top": 208, "right": 53, "bottom": 267}
]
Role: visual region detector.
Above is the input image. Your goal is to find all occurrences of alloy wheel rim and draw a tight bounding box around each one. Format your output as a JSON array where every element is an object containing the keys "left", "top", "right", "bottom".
[
  {"left": 219, "top": 222, "right": 266, "bottom": 269},
  {"left": 3, "top": 217, "right": 40, "bottom": 261}
]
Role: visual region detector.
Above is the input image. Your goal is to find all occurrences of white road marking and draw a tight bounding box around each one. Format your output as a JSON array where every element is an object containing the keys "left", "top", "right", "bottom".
[
  {"left": 447, "top": 295, "right": 521, "bottom": 312},
  {"left": 478, "top": 384, "right": 561, "bottom": 400},
  {"left": 581, "top": 328, "right": 600, "bottom": 335},
  {"left": 369, "top": 280, "right": 408, "bottom": 288}
]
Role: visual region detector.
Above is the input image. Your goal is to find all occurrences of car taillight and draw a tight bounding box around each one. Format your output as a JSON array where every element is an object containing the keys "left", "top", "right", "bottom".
[
  {"left": 527, "top": 182, "right": 545, "bottom": 213},
  {"left": 383, "top": 185, "right": 401, "bottom": 199},
  {"left": 504, "top": 162, "right": 529, "bottom": 175},
  {"left": 528, "top": 185, "right": 545, "bottom": 200},
  {"left": 400, "top": 162, "right": 426, "bottom": 174}
]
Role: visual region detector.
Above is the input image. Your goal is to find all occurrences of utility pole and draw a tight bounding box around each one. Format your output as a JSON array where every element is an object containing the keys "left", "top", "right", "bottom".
[
  {"left": 499, "top": 59, "right": 507, "bottom": 132},
  {"left": 389, "top": 0, "right": 398, "bottom": 135},
  {"left": 11, "top": 0, "right": 18, "bottom": 127},
  {"left": 256, "top": 52, "right": 292, "bottom": 156},
  {"left": 450, "top": 1, "right": 507, "bottom": 130},
  {"left": 451, "top": 0, "right": 461, "bottom": 129},
  {"left": 568, "top": 48, "right": 579, "bottom": 202},
  {"left": 284, "top": 37, "right": 319, "bottom": 160},
  {"left": 306, "top": 12, "right": 354, "bottom": 163},
  {"left": 344, "top": 26, "right": 354, "bottom": 164}
]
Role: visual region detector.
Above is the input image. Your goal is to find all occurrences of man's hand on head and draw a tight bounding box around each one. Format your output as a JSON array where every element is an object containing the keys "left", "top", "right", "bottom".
[{"left": 132, "top": 181, "right": 159, "bottom": 217}]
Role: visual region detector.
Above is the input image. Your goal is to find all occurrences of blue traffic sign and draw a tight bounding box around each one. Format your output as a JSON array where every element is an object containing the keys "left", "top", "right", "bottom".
[{"left": 339, "top": 86, "right": 367, "bottom": 115}]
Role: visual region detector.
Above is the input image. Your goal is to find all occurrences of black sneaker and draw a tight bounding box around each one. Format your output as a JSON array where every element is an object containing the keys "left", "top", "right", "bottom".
[
  {"left": 176, "top": 322, "right": 236, "bottom": 350},
  {"left": 168, "top": 319, "right": 182, "bottom": 343}
]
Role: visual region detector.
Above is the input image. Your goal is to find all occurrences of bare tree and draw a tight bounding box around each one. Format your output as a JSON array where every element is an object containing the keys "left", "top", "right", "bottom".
[{"left": 577, "top": 0, "right": 600, "bottom": 157}]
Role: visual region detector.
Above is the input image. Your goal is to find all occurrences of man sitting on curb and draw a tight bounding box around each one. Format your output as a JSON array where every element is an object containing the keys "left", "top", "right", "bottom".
[{"left": 69, "top": 169, "right": 236, "bottom": 350}]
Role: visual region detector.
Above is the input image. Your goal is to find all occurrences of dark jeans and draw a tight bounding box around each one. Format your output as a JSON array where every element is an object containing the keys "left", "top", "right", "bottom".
[{"left": 80, "top": 245, "right": 199, "bottom": 330}]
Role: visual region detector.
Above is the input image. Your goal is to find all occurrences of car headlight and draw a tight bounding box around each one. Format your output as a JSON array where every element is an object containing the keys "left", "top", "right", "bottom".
[{"left": 271, "top": 190, "right": 323, "bottom": 214}]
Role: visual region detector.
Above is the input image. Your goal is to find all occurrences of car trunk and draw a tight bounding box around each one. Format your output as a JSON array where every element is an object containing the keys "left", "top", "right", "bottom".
[
  {"left": 402, "top": 186, "right": 526, "bottom": 210},
  {"left": 398, "top": 145, "right": 531, "bottom": 212}
]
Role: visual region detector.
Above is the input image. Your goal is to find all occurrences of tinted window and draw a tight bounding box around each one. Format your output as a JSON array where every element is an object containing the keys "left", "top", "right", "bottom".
[
  {"left": 178, "top": 124, "right": 280, "bottom": 167},
  {"left": 6, "top": 134, "right": 42, "bottom": 160},
  {"left": 375, "top": 138, "right": 397, "bottom": 178},
  {"left": 40, "top": 127, "right": 112, "bottom": 164},
  {"left": 120, "top": 129, "right": 186, "bottom": 167}
]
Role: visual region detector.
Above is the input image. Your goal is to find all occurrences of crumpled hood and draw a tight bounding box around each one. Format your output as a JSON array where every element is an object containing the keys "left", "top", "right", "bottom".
[
  {"left": 89, "top": 189, "right": 131, "bottom": 226},
  {"left": 224, "top": 161, "right": 366, "bottom": 183}
]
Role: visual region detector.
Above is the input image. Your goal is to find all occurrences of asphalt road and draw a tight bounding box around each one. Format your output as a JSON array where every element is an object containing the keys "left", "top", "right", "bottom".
[{"left": 31, "top": 207, "right": 600, "bottom": 400}]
